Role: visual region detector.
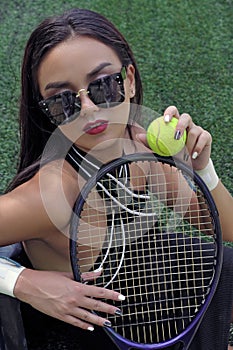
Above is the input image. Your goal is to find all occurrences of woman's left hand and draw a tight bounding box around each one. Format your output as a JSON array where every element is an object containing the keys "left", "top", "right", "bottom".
[
  {"left": 136, "top": 105, "right": 212, "bottom": 171},
  {"left": 163, "top": 106, "right": 212, "bottom": 170}
]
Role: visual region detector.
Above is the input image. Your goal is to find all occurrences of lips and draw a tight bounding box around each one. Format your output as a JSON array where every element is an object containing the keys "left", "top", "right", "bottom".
[{"left": 83, "top": 120, "right": 108, "bottom": 135}]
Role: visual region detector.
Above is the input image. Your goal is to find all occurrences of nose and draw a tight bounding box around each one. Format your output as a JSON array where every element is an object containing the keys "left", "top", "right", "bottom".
[{"left": 78, "top": 89, "right": 99, "bottom": 117}]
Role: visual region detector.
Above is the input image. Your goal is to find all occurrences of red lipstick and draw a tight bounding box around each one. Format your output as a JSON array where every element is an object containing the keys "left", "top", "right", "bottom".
[{"left": 83, "top": 120, "right": 108, "bottom": 135}]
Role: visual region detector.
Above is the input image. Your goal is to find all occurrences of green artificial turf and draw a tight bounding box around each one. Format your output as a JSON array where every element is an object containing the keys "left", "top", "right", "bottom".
[
  {"left": 0, "top": 0, "right": 232, "bottom": 193},
  {"left": 0, "top": 0, "right": 233, "bottom": 343}
]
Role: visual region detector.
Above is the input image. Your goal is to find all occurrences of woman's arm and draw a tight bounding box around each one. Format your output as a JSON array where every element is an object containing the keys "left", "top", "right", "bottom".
[
  {"left": 0, "top": 161, "right": 125, "bottom": 330},
  {"left": 0, "top": 180, "right": 57, "bottom": 245},
  {"left": 164, "top": 107, "right": 233, "bottom": 242},
  {"left": 136, "top": 105, "right": 233, "bottom": 242},
  {"left": 14, "top": 268, "right": 124, "bottom": 330},
  {"left": 0, "top": 256, "right": 124, "bottom": 331},
  {"left": 0, "top": 160, "right": 79, "bottom": 246},
  {"left": 211, "top": 181, "right": 233, "bottom": 242}
]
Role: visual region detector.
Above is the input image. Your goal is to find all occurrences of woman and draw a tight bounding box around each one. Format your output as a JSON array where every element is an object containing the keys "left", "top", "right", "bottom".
[{"left": 0, "top": 8, "right": 233, "bottom": 349}]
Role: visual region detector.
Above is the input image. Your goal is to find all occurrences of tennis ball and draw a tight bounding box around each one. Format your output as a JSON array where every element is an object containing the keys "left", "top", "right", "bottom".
[{"left": 147, "top": 116, "right": 187, "bottom": 156}]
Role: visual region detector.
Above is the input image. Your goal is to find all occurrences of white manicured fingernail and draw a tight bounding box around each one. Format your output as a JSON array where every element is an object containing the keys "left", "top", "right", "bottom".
[
  {"left": 164, "top": 115, "right": 170, "bottom": 123},
  {"left": 88, "top": 326, "right": 94, "bottom": 332},
  {"left": 192, "top": 151, "right": 198, "bottom": 159},
  {"left": 93, "top": 267, "right": 103, "bottom": 273},
  {"left": 118, "top": 294, "right": 125, "bottom": 301}
]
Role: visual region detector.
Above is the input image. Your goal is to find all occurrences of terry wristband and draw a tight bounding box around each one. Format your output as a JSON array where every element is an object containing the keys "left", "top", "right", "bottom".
[
  {"left": 0, "top": 257, "right": 25, "bottom": 297},
  {"left": 196, "top": 158, "right": 219, "bottom": 191}
]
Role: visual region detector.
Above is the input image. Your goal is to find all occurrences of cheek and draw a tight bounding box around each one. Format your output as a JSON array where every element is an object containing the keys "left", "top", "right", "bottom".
[
  {"left": 58, "top": 102, "right": 130, "bottom": 144},
  {"left": 109, "top": 102, "right": 131, "bottom": 125},
  {"left": 59, "top": 118, "right": 85, "bottom": 143}
]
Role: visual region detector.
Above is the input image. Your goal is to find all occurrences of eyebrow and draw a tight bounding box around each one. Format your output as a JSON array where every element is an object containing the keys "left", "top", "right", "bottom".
[
  {"left": 86, "top": 62, "right": 112, "bottom": 79},
  {"left": 44, "top": 62, "right": 113, "bottom": 91},
  {"left": 45, "top": 81, "right": 70, "bottom": 91}
]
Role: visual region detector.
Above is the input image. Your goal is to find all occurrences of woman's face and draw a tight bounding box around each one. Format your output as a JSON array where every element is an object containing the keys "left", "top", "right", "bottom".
[{"left": 38, "top": 36, "right": 135, "bottom": 155}]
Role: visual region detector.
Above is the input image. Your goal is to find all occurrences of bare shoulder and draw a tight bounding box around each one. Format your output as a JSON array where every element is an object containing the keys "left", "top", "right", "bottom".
[
  {"left": 34, "top": 158, "right": 83, "bottom": 230},
  {"left": 38, "top": 158, "right": 81, "bottom": 202},
  {"left": 0, "top": 159, "right": 82, "bottom": 245}
]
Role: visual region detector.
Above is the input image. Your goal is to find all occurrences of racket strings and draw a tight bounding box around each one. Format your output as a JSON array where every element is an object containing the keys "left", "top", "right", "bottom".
[
  {"left": 74, "top": 159, "right": 217, "bottom": 344},
  {"left": 69, "top": 145, "right": 149, "bottom": 201}
]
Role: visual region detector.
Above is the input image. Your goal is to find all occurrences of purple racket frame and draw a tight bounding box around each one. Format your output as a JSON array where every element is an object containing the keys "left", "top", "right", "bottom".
[{"left": 70, "top": 153, "right": 223, "bottom": 350}]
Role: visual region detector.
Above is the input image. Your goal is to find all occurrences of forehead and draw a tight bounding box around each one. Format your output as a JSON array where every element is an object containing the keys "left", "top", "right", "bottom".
[{"left": 37, "top": 36, "right": 122, "bottom": 91}]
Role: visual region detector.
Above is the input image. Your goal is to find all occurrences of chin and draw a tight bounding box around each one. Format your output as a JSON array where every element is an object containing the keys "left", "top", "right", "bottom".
[{"left": 77, "top": 134, "right": 125, "bottom": 161}]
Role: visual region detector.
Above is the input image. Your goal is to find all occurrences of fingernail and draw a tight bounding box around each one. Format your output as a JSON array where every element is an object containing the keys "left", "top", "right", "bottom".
[
  {"left": 93, "top": 266, "right": 103, "bottom": 273},
  {"left": 174, "top": 130, "right": 181, "bottom": 140},
  {"left": 115, "top": 309, "right": 123, "bottom": 316},
  {"left": 183, "top": 153, "right": 189, "bottom": 162},
  {"left": 118, "top": 294, "right": 125, "bottom": 301},
  {"left": 164, "top": 115, "right": 170, "bottom": 123},
  {"left": 103, "top": 321, "right": 112, "bottom": 327},
  {"left": 192, "top": 151, "right": 198, "bottom": 159},
  {"left": 87, "top": 326, "right": 94, "bottom": 332}
]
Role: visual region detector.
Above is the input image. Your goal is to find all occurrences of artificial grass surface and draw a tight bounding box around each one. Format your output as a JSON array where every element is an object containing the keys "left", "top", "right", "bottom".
[
  {"left": 0, "top": 0, "right": 232, "bottom": 194},
  {"left": 0, "top": 0, "right": 233, "bottom": 345}
]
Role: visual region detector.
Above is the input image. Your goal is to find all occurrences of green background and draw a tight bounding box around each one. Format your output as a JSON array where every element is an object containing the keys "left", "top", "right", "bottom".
[
  {"left": 0, "top": 0, "right": 232, "bottom": 194},
  {"left": 0, "top": 0, "right": 233, "bottom": 342}
]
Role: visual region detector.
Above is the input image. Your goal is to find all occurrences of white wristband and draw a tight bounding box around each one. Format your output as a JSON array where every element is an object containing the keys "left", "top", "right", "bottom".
[
  {"left": 0, "top": 257, "right": 25, "bottom": 297},
  {"left": 196, "top": 158, "right": 219, "bottom": 191}
]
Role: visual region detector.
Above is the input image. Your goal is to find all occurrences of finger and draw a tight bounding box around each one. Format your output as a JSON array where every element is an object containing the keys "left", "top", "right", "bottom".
[
  {"left": 74, "top": 308, "right": 113, "bottom": 328},
  {"left": 175, "top": 113, "right": 193, "bottom": 138},
  {"left": 62, "top": 313, "right": 96, "bottom": 331},
  {"left": 190, "top": 129, "right": 212, "bottom": 160},
  {"left": 186, "top": 126, "right": 212, "bottom": 156},
  {"left": 185, "top": 125, "right": 203, "bottom": 154},
  {"left": 163, "top": 105, "right": 180, "bottom": 123},
  {"left": 81, "top": 269, "right": 102, "bottom": 282},
  {"left": 80, "top": 296, "right": 122, "bottom": 317},
  {"left": 83, "top": 284, "right": 125, "bottom": 302},
  {"left": 71, "top": 299, "right": 123, "bottom": 328},
  {"left": 69, "top": 308, "right": 116, "bottom": 330}
]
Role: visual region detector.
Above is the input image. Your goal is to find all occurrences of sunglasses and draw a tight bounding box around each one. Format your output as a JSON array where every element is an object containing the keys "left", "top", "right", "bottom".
[{"left": 38, "top": 66, "right": 127, "bottom": 126}]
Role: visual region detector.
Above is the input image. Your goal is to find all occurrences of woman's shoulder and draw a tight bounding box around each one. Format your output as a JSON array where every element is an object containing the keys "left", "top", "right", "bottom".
[
  {"left": 0, "top": 158, "right": 80, "bottom": 244},
  {"left": 13, "top": 159, "right": 81, "bottom": 234},
  {"left": 35, "top": 158, "right": 82, "bottom": 214}
]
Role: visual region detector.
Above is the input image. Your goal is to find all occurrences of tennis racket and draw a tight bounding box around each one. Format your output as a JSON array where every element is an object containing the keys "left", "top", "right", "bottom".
[{"left": 69, "top": 152, "right": 222, "bottom": 350}]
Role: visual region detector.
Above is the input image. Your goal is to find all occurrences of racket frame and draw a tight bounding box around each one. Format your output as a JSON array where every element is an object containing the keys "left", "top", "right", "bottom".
[{"left": 70, "top": 153, "right": 223, "bottom": 350}]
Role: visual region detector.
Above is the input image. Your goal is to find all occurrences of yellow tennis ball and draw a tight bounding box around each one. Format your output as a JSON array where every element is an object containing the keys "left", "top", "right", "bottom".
[{"left": 147, "top": 116, "right": 187, "bottom": 156}]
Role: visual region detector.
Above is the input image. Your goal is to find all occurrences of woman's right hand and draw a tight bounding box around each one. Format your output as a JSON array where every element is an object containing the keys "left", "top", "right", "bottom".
[{"left": 14, "top": 268, "right": 124, "bottom": 331}]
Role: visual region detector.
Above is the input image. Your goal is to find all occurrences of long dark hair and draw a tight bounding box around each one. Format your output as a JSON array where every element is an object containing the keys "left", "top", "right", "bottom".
[{"left": 7, "top": 8, "right": 143, "bottom": 191}]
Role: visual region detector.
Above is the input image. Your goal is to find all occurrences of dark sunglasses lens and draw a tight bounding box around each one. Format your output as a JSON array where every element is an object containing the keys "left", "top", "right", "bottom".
[
  {"left": 88, "top": 73, "right": 125, "bottom": 107},
  {"left": 39, "top": 70, "right": 126, "bottom": 125},
  {"left": 42, "top": 92, "right": 81, "bottom": 125}
]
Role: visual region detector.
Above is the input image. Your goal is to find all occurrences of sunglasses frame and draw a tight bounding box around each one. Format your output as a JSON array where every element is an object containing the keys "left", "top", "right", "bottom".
[{"left": 38, "top": 66, "right": 127, "bottom": 126}]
